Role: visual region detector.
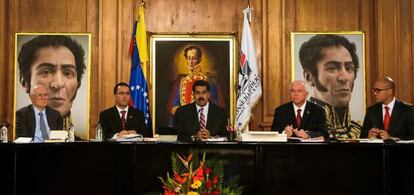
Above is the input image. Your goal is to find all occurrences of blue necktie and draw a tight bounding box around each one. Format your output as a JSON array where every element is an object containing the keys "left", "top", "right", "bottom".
[{"left": 39, "top": 112, "right": 49, "bottom": 140}]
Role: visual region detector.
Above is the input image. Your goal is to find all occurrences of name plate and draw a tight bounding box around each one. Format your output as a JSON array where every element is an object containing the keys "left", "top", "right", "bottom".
[{"left": 241, "top": 131, "right": 287, "bottom": 142}]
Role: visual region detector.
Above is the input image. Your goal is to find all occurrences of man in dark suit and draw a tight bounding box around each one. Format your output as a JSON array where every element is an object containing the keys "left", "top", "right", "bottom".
[
  {"left": 271, "top": 80, "right": 328, "bottom": 139},
  {"left": 99, "top": 82, "right": 149, "bottom": 140},
  {"left": 174, "top": 80, "right": 228, "bottom": 141},
  {"left": 361, "top": 77, "right": 414, "bottom": 140},
  {"left": 16, "top": 84, "right": 63, "bottom": 142}
]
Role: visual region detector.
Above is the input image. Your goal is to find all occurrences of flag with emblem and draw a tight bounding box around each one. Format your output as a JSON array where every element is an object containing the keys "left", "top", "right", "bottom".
[
  {"left": 129, "top": 4, "right": 152, "bottom": 136},
  {"left": 235, "top": 7, "right": 262, "bottom": 131}
]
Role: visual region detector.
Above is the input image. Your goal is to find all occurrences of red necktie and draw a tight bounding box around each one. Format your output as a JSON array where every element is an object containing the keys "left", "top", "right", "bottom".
[
  {"left": 199, "top": 107, "right": 205, "bottom": 129},
  {"left": 121, "top": 111, "right": 126, "bottom": 130},
  {"left": 296, "top": 109, "right": 302, "bottom": 129},
  {"left": 383, "top": 106, "right": 390, "bottom": 132}
]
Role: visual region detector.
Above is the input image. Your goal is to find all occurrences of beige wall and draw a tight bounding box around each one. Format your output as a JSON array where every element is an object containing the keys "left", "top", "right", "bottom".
[{"left": 1, "top": 0, "right": 413, "bottom": 139}]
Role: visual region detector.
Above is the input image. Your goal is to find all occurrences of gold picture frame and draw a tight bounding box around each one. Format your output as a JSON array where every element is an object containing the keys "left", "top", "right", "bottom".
[
  {"left": 291, "top": 31, "right": 366, "bottom": 123},
  {"left": 149, "top": 34, "right": 237, "bottom": 134},
  {"left": 13, "top": 33, "right": 91, "bottom": 140}
]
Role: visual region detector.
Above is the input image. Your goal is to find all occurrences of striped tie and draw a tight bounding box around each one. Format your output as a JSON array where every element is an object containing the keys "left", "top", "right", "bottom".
[{"left": 199, "top": 107, "right": 205, "bottom": 129}]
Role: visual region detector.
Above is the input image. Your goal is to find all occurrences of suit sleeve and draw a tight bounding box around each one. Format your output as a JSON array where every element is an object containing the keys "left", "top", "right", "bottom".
[
  {"left": 218, "top": 111, "right": 228, "bottom": 138},
  {"left": 56, "top": 113, "right": 63, "bottom": 130},
  {"left": 174, "top": 107, "right": 189, "bottom": 141},
  {"left": 99, "top": 111, "right": 112, "bottom": 140},
  {"left": 271, "top": 108, "right": 282, "bottom": 133},
  {"left": 360, "top": 109, "right": 372, "bottom": 138},
  {"left": 308, "top": 107, "right": 328, "bottom": 138},
  {"left": 15, "top": 110, "right": 27, "bottom": 138},
  {"left": 405, "top": 106, "right": 414, "bottom": 140}
]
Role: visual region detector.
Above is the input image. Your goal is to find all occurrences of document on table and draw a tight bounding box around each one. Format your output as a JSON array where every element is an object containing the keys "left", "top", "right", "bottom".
[
  {"left": 358, "top": 138, "right": 384, "bottom": 143},
  {"left": 13, "top": 137, "right": 33, "bottom": 143}
]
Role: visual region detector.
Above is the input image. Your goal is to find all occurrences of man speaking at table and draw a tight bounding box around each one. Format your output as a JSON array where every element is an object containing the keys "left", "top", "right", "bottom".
[
  {"left": 99, "top": 82, "right": 148, "bottom": 140},
  {"left": 174, "top": 80, "right": 228, "bottom": 141},
  {"left": 271, "top": 80, "right": 328, "bottom": 139}
]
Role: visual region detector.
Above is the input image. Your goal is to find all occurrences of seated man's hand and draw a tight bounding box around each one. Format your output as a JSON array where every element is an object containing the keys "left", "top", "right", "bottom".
[
  {"left": 127, "top": 130, "right": 137, "bottom": 134},
  {"left": 378, "top": 130, "right": 390, "bottom": 140},
  {"left": 118, "top": 130, "right": 137, "bottom": 138},
  {"left": 368, "top": 128, "right": 379, "bottom": 139},
  {"left": 283, "top": 125, "right": 294, "bottom": 137},
  {"left": 294, "top": 129, "right": 309, "bottom": 139},
  {"left": 197, "top": 127, "right": 211, "bottom": 140}
]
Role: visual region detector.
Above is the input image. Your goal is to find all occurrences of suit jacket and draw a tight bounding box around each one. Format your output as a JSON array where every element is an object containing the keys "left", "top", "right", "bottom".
[
  {"left": 99, "top": 106, "right": 150, "bottom": 139},
  {"left": 174, "top": 102, "right": 228, "bottom": 141},
  {"left": 361, "top": 99, "right": 414, "bottom": 140},
  {"left": 15, "top": 105, "right": 63, "bottom": 138},
  {"left": 271, "top": 101, "right": 328, "bottom": 138}
]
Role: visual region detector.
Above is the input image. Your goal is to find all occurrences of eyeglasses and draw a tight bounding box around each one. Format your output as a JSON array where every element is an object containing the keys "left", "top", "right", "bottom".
[{"left": 372, "top": 88, "right": 390, "bottom": 93}]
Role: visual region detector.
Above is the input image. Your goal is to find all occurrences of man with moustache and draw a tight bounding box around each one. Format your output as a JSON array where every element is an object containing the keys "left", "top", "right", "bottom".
[
  {"left": 361, "top": 77, "right": 414, "bottom": 140},
  {"left": 18, "top": 35, "right": 86, "bottom": 132},
  {"left": 15, "top": 84, "right": 63, "bottom": 142},
  {"left": 174, "top": 80, "right": 228, "bottom": 141},
  {"left": 99, "top": 82, "right": 149, "bottom": 140},
  {"left": 167, "top": 45, "right": 224, "bottom": 126},
  {"left": 299, "top": 34, "right": 361, "bottom": 140},
  {"left": 271, "top": 80, "right": 328, "bottom": 139}
]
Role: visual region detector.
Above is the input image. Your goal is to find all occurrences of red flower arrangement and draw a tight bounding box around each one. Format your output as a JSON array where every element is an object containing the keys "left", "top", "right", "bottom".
[{"left": 159, "top": 151, "right": 243, "bottom": 195}]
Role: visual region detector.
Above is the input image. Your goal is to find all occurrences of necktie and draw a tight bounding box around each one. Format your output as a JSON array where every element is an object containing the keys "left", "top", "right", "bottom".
[
  {"left": 296, "top": 109, "right": 302, "bottom": 129},
  {"left": 199, "top": 107, "right": 205, "bottom": 129},
  {"left": 39, "top": 112, "right": 49, "bottom": 140},
  {"left": 383, "top": 106, "right": 390, "bottom": 132},
  {"left": 120, "top": 111, "right": 126, "bottom": 130}
]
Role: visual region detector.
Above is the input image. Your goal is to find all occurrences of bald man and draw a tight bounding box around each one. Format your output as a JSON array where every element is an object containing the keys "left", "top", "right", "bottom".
[
  {"left": 271, "top": 80, "right": 328, "bottom": 139},
  {"left": 361, "top": 77, "right": 414, "bottom": 140},
  {"left": 16, "top": 84, "right": 63, "bottom": 142}
]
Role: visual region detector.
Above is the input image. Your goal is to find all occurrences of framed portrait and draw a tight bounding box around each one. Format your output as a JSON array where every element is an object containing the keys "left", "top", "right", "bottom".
[
  {"left": 150, "top": 34, "right": 237, "bottom": 133},
  {"left": 13, "top": 33, "right": 91, "bottom": 140},
  {"left": 291, "top": 32, "right": 365, "bottom": 123}
]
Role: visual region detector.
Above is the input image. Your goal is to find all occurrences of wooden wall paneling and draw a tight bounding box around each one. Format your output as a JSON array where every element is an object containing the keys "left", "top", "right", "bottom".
[
  {"left": 118, "top": 0, "right": 133, "bottom": 85},
  {"left": 282, "top": 0, "right": 296, "bottom": 108},
  {"left": 99, "top": 0, "right": 119, "bottom": 110},
  {"left": 66, "top": 0, "right": 88, "bottom": 31},
  {"left": 145, "top": 0, "right": 193, "bottom": 32},
  {"left": 412, "top": 0, "right": 414, "bottom": 104},
  {"left": 20, "top": 0, "right": 71, "bottom": 32},
  {"left": 145, "top": 0, "right": 246, "bottom": 33},
  {"left": 295, "top": 0, "right": 361, "bottom": 31},
  {"left": 260, "top": 0, "right": 286, "bottom": 130},
  {"left": 4, "top": 0, "right": 19, "bottom": 139},
  {"left": 86, "top": 0, "right": 99, "bottom": 134},
  {"left": 377, "top": 0, "right": 398, "bottom": 78},
  {"left": 395, "top": 0, "right": 413, "bottom": 102},
  {"left": 0, "top": 0, "right": 6, "bottom": 123},
  {"left": 360, "top": 0, "right": 374, "bottom": 106}
]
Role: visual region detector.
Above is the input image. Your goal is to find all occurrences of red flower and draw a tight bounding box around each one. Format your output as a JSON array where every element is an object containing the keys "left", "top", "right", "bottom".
[
  {"left": 173, "top": 173, "right": 187, "bottom": 184},
  {"left": 205, "top": 180, "right": 213, "bottom": 189},
  {"left": 204, "top": 167, "right": 212, "bottom": 175},
  {"left": 164, "top": 191, "right": 175, "bottom": 195},
  {"left": 193, "top": 166, "right": 205, "bottom": 181},
  {"left": 213, "top": 176, "right": 219, "bottom": 184}
]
